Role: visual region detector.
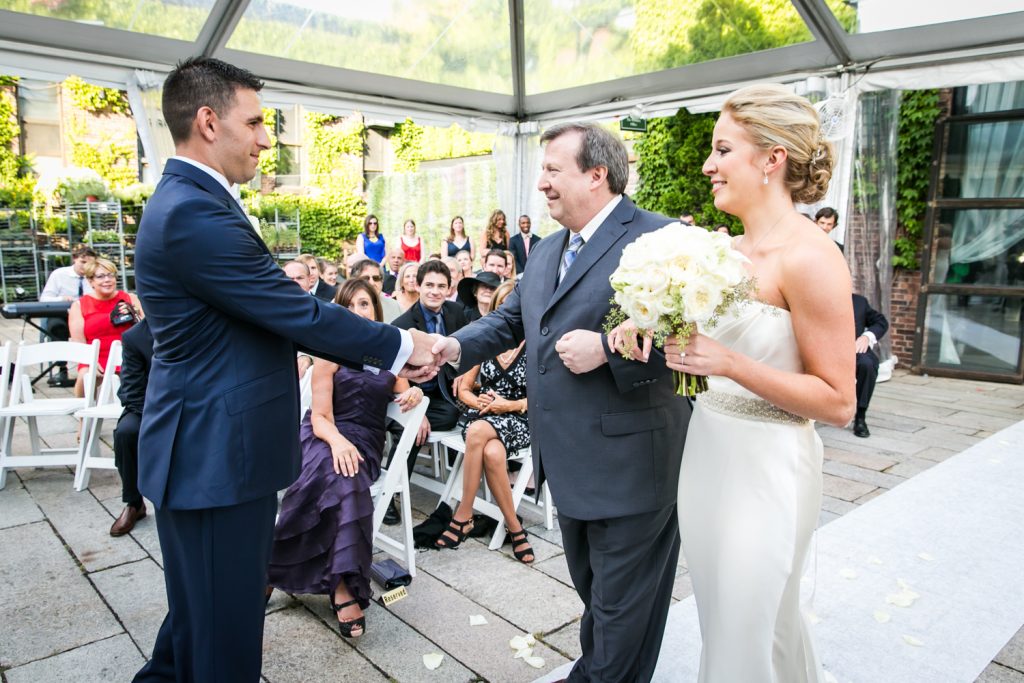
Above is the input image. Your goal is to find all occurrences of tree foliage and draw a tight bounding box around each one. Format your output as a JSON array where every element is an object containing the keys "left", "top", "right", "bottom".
[
  {"left": 633, "top": 108, "right": 740, "bottom": 232},
  {"left": 64, "top": 76, "right": 130, "bottom": 115},
  {"left": 893, "top": 89, "right": 942, "bottom": 270}
]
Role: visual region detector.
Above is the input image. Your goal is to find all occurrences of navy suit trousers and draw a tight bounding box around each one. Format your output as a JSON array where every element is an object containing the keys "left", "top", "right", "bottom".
[{"left": 133, "top": 494, "right": 278, "bottom": 683}]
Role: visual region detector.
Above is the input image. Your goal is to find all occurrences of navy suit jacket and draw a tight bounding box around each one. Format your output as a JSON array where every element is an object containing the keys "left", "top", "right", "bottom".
[
  {"left": 134, "top": 159, "right": 402, "bottom": 509},
  {"left": 452, "top": 196, "right": 691, "bottom": 520},
  {"left": 509, "top": 232, "right": 541, "bottom": 273}
]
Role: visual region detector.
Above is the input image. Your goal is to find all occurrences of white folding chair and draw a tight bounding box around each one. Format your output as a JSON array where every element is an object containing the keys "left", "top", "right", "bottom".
[
  {"left": 73, "top": 341, "right": 124, "bottom": 491},
  {"left": 0, "top": 341, "right": 14, "bottom": 411},
  {"left": 298, "top": 368, "right": 313, "bottom": 424},
  {"left": 370, "top": 397, "right": 429, "bottom": 577},
  {"left": 0, "top": 340, "right": 100, "bottom": 490},
  {"left": 438, "top": 433, "right": 555, "bottom": 550}
]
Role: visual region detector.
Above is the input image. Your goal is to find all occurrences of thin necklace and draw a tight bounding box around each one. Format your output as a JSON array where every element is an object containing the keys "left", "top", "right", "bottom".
[{"left": 742, "top": 210, "right": 792, "bottom": 255}]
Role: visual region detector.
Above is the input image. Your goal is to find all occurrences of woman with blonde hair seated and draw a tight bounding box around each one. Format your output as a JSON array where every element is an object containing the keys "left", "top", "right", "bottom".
[{"left": 393, "top": 262, "right": 420, "bottom": 312}]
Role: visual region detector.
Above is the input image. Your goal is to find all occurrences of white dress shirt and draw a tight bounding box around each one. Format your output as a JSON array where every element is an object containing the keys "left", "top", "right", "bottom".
[{"left": 41, "top": 266, "right": 93, "bottom": 301}]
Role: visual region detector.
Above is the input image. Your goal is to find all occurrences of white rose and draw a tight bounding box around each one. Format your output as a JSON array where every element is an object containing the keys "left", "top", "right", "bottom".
[{"left": 681, "top": 280, "right": 725, "bottom": 321}]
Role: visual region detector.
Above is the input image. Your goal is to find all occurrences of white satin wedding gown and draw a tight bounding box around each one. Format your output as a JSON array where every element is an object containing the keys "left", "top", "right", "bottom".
[{"left": 678, "top": 301, "right": 824, "bottom": 683}]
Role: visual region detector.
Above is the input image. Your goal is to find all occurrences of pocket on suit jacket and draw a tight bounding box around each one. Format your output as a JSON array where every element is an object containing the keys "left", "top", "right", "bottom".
[
  {"left": 600, "top": 406, "right": 668, "bottom": 436},
  {"left": 224, "top": 369, "right": 290, "bottom": 415}
]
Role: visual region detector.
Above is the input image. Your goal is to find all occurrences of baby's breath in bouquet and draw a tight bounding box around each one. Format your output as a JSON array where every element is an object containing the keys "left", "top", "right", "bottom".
[{"left": 604, "top": 223, "right": 755, "bottom": 398}]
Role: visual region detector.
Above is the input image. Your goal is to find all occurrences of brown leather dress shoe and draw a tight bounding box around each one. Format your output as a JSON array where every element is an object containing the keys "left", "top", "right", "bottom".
[{"left": 110, "top": 504, "right": 146, "bottom": 537}]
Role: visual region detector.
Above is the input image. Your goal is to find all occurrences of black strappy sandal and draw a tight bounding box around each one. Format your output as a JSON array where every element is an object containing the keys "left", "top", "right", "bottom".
[
  {"left": 329, "top": 594, "right": 366, "bottom": 638},
  {"left": 508, "top": 527, "right": 535, "bottom": 564},
  {"left": 435, "top": 517, "right": 474, "bottom": 549}
]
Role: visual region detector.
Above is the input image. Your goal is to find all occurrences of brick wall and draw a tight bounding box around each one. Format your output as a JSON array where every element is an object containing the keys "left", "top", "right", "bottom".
[{"left": 889, "top": 269, "right": 921, "bottom": 365}]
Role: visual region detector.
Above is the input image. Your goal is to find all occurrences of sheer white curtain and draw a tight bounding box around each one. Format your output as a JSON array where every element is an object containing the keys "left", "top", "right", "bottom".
[
  {"left": 494, "top": 121, "right": 541, "bottom": 229},
  {"left": 126, "top": 70, "right": 175, "bottom": 184}
]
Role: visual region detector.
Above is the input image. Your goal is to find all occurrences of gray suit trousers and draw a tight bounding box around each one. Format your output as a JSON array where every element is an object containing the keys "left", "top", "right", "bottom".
[{"left": 560, "top": 504, "right": 680, "bottom": 682}]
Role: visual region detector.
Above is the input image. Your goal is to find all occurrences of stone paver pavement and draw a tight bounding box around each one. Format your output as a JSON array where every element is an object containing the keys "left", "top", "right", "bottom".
[{"left": 0, "top": 310, "right": 1021, "bottom": 682}]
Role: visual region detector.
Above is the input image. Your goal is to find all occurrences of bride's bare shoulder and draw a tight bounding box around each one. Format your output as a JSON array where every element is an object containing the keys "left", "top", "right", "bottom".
[{"left": 779, "top": 221, "right": 850, "bottom": 292}]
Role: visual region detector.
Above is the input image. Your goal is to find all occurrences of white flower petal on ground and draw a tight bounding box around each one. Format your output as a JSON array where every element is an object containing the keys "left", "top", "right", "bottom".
[
  {"left": 867, "top": 556, "right": 883, "bottom": 565},
  {"left": 873, "top": 610, "right": 891, "bottom": 623},
  {"left": 469, "top": 615, "right": 487, "bottom": 626},
  {"left": 525, "top": 656, "right": 546, "bottom": 668},
  {"left": 805, "top": 609, "right": 822, "bottom": 624},
  {"left": 917, "top": 552, "right": 935, "bottom": 561},
  {"left": 509, "top": 635, "right": 529, "bottom": 651},
  {"left": 513, "top": 647, "right": 533, "bottom": 660},
  {"left": 839, "top": 568, "right": 858, "bottom": 579},
  {"left": 423, "top": 653, "right": 444, "bottom": 670},
  {"left": 525, "top": 634, "right": 536, "bottom": 646},
  {"left": 902, "top": 634, "right": 924, "bottom": 647}
]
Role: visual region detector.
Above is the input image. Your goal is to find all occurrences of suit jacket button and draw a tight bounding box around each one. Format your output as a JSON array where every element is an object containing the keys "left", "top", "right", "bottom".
[
  {"left": 541, "top": 326, "right": 549, "bottom": 336},
  {"left": 538, "top": 364, "right": 546, "bottom": 374}
]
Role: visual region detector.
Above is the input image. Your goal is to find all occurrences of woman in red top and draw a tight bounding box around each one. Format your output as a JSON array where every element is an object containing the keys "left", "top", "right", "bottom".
[
  {"left": 68, "top": 257, "right": 143, "bottom": 398},
  {"left": 399, "top": 219, "right": 422, "bottom": 263}
]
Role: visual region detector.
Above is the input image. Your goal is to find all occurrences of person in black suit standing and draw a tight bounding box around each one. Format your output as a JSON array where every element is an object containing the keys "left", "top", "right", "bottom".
[
  {"left": 109, "top": 317, "right": 153, "bottom": 537},
  {"left": 299, "top": 253, "right": 336, "bottom": 301},
  {"left": 853, "top": 293, "right": 889, "bottom": 437},
  {"left": 131, "top": 57, "right": 437, "bottom": 683},
  {"left": 433, "top": 123, "right": 689, "bottom": 682},
  {"left": 508, "top": 215, "right": 541, "bottom": 274}
]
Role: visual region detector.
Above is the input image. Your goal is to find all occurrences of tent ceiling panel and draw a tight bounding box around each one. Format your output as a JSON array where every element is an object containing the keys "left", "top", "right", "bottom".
[{"left": 1, "top": 1, "right": 1024, "bottom": 123}]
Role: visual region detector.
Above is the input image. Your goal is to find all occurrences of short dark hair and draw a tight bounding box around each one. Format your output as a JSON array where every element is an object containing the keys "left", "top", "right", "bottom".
[
  {"left": 334, "top": 279, "right": 383, "bottom": 323},
  {"left": 815, "top": 207, "right": 839, "bottom": 224},
  {"left": 485, "top": 248, "right": 508, "bottom": 266},
  {"left": 72, "top": 245, "right": 98, "bottom": 259},
  {"left": 540, "top": 122, "right": 629, "bottom": 194},
  {"left": 162, "top": 57, "right": 264, "bottom": 144},
  {"left": 351, "top": 258, "right": 381, "bottom": 278},
  {"left": 416, "top": 259, "right": 451, "bottom": 287}
]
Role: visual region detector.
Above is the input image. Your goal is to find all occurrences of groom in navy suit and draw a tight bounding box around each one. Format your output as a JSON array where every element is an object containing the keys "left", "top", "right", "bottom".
[{"left": 132, "top": 58, "right": 437, "bottom": 682}]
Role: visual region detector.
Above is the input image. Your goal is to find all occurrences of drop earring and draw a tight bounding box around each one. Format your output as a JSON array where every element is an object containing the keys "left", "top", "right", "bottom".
[{"left": 763, "top": 169, "right": 769, "bottom": 185}]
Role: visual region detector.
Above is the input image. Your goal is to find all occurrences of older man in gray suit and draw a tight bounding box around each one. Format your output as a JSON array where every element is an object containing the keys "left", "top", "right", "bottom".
[{"left": 434, "top": 123, "right": 690, "bottom": 682}]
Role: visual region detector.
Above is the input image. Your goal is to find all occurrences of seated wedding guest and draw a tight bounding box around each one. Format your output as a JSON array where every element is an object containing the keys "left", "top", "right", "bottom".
[
  {"left": 816, "top": 206, "right": 844, "bottom": 252},
  {"left": 439, "top": 281, "right": 533, "bottom": 563},
  {"left": 351, "top": 258, "right": 401, "bottom": 323},
  {"left": 479, "top": 209, "right": 509, "bottom": 255},
  {"left": 109, "top": 317, "right": 153, "bottom": 537},
  {"left": 298, "top": 253, "right": 336, "bottom": 301},
  {"left": 442, "top": 216, "right": 473, "bottom": 262},
  {"left": 457, "top": 270, "right": 502, "bottom": 322},
  {"left": 715, "top": 224, "right": 731, "bottom": 235},
  {"left": 392, "top": 260, "right": 468, "bottom": 469},
  {"left": 317, "top": 258, "right": 340, "bottom": 287},
  {"left": 393, "top": 262, "right": 421, "bottom": 312},
  {"left": 399, "top": 219, "right": 422, "bottom": 263},
  {"left": 503, "top": 250, "right": 517, "bottom": 280},
  {"left": 441, "top": 256, "right": 462, "bottom": 300},
  {"left": 679, "top": 212, "right": 695, "bottom": 225},
  {"left": 283, "top": 260, "right": 312, "bottom": 291},
  {"left": 382, "top": 245, "right": 405, "bottom": 295},
  {"left": 508, "top": 214, "right": 540, "bottom": 273},
  {"left": 427, "top": 252, "right": 442, "bottom": 261},
  {"left": 852, "top": 293, "right": 889, "bottom": 438},
  {"left": 355, "top": 214, "right": 386, "bottom": 264},
  {"left": 455, "top": 249, "right": 474, "bottom": 280},
  {"left": 40, "top": 245, "right": 97, "bottom": 387},
  {"left": 482, "top": 249, "right": 508, "bottom": 277},
  {"left": 68, "top": 257, "right": 142, "bottom": 399},
  {"left": 266, "top": 279, "right": 424, "bottom": 639}
]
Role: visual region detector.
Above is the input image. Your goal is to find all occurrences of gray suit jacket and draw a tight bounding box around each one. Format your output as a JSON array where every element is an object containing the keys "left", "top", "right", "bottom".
[{"left": 452, "top": 197, "right": 690, "bottom": 520}]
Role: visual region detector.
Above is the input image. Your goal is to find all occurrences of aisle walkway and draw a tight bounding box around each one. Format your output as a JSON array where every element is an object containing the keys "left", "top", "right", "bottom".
[{"left": 0, "top": 314, "right": 1021, "bottom": 682}]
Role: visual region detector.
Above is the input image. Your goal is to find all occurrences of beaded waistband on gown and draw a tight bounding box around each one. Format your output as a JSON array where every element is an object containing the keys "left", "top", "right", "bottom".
[{"left": 699, "top": 390, "right": 808, "bottom": 426}]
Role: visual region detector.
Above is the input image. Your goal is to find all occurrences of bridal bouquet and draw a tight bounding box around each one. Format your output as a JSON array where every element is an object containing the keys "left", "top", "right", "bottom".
[{"left": 605, "top": 222, "right": 754, "bottom": 397}]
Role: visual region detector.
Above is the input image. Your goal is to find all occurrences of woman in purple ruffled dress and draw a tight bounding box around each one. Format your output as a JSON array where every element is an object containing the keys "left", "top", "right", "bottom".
[{"left": 266, "top": 279, "right": 423, "bottom": 638}]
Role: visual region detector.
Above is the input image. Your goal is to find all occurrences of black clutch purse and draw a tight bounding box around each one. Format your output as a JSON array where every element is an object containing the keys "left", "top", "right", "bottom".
[{"left": 370, "top": 558, "right": 412, "bottom": 590}]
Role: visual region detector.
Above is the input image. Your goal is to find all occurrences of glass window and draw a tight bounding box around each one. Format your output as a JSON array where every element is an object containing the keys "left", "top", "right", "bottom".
[
  {"left": 226, "top": 1, "right": 513, "bottom": 94},
  {"left": 830, "top": 0, "right": 1021, "bottom": 34},
  {"left": 0, "top": 0, "right": 217, "bottom": 41},
  {"left": 921, "top": 293, "right": 1023, "bottom": 375},
  {"left": 930, "top": 209, "right": 1024, "bottom": 288},
  {"left": 941, "top": 121, "right": 1024, "bottom": 199},
  {"left": 523, "top": 0, "right": 815, "bottom": 96},
  {"left": 953, "top": 81, "right": 1024, "bottom": 115}
]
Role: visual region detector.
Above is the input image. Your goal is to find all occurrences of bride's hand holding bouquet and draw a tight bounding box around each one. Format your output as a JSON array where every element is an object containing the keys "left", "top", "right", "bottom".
[{"left": 604, "top": 222, "right": 754, "bottom": 397}]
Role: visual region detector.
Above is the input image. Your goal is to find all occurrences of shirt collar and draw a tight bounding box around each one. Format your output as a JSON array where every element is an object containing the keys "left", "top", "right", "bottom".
[
  {"left": 572, "top": 194, "right": 623, "bottom": 245},
  {"left": 171, "top": 156, "right": 244, "bottom": 210},
  {"left": 418, "top": 302, "right": 442, "bottom": 321}
]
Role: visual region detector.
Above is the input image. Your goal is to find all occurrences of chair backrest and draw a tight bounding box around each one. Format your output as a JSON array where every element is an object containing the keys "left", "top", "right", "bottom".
[
  {"left": 9, "top": 340, "right": 101, "bottom": 406},
  {"left": 372, "top": 397, "right": 429, "bottom": 529},
  {"left": 298, "top": 369, "right": 313, "bottom": 423},
  {"left": 95, "top": 341, "right": 123, "bottom": 406},
  {"left": 0, "top": 340, "right": 13, "bottom": 409}
]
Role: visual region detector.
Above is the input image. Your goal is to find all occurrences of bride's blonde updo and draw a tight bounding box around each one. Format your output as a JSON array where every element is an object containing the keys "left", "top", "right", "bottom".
[{"left": 722, "top": 84, "right": 833, "bottom": 204}]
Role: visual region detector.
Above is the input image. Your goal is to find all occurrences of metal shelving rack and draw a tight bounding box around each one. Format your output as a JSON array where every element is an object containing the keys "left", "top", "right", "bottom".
[
  {"left": 0, "top": 207, "right": 41, "bottom": 304},
  {"left": 259, "top": 207, "right": 301, "bottom": 262},
  {"left": 34, "top": 200, "right": 134, "bottom": 292}
]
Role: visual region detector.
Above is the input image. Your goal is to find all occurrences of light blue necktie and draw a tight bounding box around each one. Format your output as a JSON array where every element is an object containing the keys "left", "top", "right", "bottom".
[{"left": 558, "top": 233, "right": 584, "bottom": 283}]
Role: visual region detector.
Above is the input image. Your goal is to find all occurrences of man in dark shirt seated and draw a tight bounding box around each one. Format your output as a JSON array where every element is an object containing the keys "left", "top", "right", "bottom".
[{"left": 110, "top": 318, "right": 154, "bottom": 536}]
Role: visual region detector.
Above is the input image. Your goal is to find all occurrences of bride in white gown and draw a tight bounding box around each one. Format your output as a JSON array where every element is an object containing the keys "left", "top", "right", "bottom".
[{"left": 615, "top": 84, "right": 856, "bottom": 682}]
